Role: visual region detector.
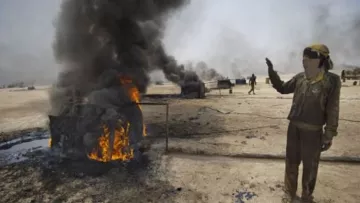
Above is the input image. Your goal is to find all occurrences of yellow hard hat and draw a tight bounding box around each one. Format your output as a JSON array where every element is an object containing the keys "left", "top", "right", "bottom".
[{"left": 308, "top": 44, "right": 330, "bottom": 57}]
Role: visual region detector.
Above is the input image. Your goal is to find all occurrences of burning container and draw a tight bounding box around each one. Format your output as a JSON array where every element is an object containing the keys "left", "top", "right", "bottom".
[
  {"left": 49, "top": 76, "right": 148, "bottom": 162},
  {"left": 180, "top": 81, "right": 206, "bottom": 99},
  {"left": 49, "top": 103, "right": 146, "bottom": 162}
]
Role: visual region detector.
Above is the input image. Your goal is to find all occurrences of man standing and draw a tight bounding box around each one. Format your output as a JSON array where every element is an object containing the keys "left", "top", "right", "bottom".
[
  {"left": 341, "top": 70, "right": 346, "bottom": 82},
  {"left": 248, "top": 73, "right": 257, "bottom": 95},
  {"left": 265, "top": 44, "right": 341, "bottom": 202}
]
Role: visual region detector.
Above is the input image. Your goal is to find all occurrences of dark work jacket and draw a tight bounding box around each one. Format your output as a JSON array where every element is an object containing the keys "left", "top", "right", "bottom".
[
  {"left": 249, "top": 76, "right": 256, "bottom": 85},
  {"left": 268, "top": 69, "right": 341, "bottom": 138}
]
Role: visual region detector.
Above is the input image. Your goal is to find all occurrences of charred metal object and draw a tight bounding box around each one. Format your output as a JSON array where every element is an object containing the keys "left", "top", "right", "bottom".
[
  {"left": 49, "top": 104, "right": 145, "bottom": 161},
  {"left": 217, "top": 79, "right": 234, "bottom": 89},
  {"left": 180, "top": 81, "right": 206, "bottom": 99}
]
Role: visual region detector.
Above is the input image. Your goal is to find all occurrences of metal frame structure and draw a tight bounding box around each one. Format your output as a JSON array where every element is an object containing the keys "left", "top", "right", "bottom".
[{"left": 137, "top": 102, "right": 169, "bottom": 152}]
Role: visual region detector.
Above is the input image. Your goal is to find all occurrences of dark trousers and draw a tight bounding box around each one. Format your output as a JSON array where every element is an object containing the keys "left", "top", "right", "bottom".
[
  {"left": 248, "top": 84, "right": 255, "bottom": 94},
  {"left": 284, "top": 122, "right": 322, "bottom": 200}
]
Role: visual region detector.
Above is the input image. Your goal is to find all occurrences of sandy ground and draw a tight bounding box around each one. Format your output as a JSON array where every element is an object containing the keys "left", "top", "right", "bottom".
[
  {"left": 162, "top": 154, "right": 360, "bottom": 203},
  {"left": 1, "top": 74, "right": 360, "bottom": 202},
  {"left": 0, "top": 86, "right": 50, "bottom": 133}
]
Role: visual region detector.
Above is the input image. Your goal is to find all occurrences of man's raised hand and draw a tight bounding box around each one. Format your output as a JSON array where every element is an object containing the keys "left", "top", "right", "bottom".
[{"left": 265, "top": 58, "right": 273, "bottom": 70}]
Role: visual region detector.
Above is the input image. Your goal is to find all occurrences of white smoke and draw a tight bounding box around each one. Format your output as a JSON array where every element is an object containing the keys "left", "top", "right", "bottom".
[{"left": 162, "top": 0, "right": 360, "bottom": 77}]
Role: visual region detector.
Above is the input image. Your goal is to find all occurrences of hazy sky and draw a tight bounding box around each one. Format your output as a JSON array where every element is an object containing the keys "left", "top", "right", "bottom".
[
  {"left": 0, "top": 0, "right": 60, "bottom": 53},
  {"left": 0, "top": 0, "right": 61, "bottom": 85},
  {"left": 0, "top": 0, "right": 360, "bottom": 84},
  {"left": 163, "top": 0, "right": 360, "bottom": 76}
]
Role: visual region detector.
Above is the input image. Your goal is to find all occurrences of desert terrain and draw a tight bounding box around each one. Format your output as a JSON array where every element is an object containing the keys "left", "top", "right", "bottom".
[{"left": 1, "top": 74, "right": 360, "bottom": 203}]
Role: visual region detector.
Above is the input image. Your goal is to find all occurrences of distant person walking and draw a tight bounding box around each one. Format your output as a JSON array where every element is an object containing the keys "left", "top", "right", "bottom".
[
  {"left": 248, "top": 74, "right": 257, "bottom": 94},
  {"left": 341, "top": 70, "right": 346, "bottom": 82}
]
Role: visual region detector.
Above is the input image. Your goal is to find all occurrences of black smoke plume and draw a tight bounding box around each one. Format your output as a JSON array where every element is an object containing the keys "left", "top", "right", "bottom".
[
  {"left": 185, "top": 61, "right": 224, "bottom": 81},
  {"left": 51, "top": 0, "right": 199, "bottom": 115}
]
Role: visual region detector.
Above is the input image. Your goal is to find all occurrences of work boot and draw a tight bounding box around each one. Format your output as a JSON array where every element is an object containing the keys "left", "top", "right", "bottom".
[
  {"left": 281, "top": 194, "right": 296, "bottom": 203},
  {"left": 301, "top": 195, "right": 314, "bottom": 203}
]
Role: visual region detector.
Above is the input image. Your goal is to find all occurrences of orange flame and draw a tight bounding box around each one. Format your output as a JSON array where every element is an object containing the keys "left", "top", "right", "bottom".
[
  {"left": 119, "top": 76, "right": 147, "bottom": 136},
  {"left": 88, "top": 122, "right": 134, "bottom": 162},
  {"left": 87, "top": 76, "right": 147, "bottom": 162}
]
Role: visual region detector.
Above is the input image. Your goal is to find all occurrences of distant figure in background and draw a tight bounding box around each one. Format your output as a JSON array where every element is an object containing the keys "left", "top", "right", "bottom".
[
  {"left": 341, "top": 70, "right": 346, "bottom": 82},
  {"left": 248, "top": 74, "right": 257, "bottom": 95}
]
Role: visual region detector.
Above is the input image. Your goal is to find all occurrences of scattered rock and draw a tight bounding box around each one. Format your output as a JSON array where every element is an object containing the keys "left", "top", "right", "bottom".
[
  {"left": 83, "top": 197, "right": 93, "bottom": 203},
  {"left": 269, "top": 187, "right": 275, "bottom": 192},
  {"left": 249, "top": 183, "right": 256, "bottom": 188},
  {"left": 23, "top": 186, "right": 32, "bottom": 192},
  {"left": 240, "top": 180, "right": 249, "bottom": 185},
  {"left": 260, "top": 136, "right": 266, "bottom": 140},
  {"left": 245, "top": 135, "right": 256, "bottom": 139},
  {"left": 53, "top": 196, "right": 67, "bottom": 203},
  {"left": 189, "top": 116, "right": 198, "bottom": 121}
]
